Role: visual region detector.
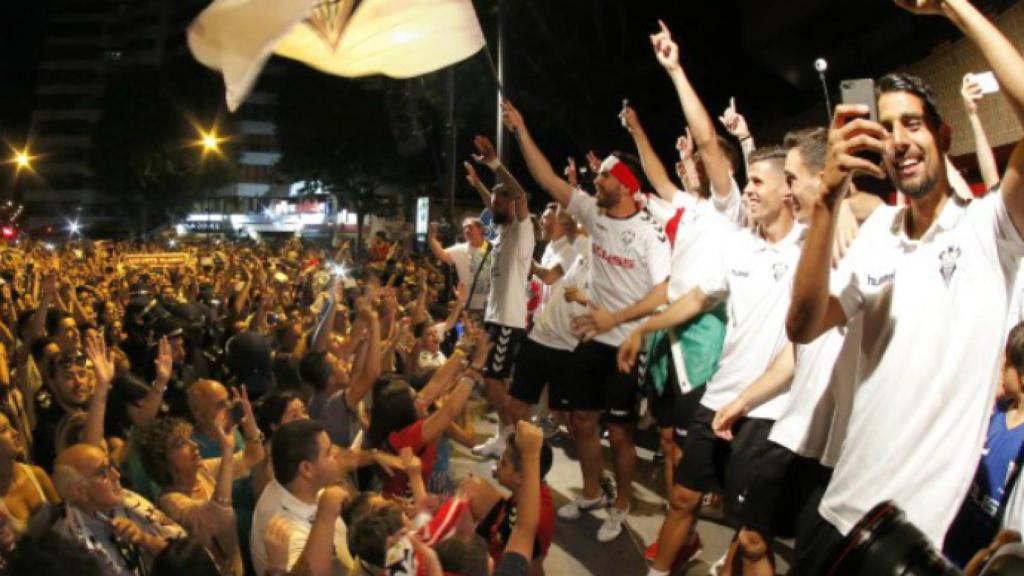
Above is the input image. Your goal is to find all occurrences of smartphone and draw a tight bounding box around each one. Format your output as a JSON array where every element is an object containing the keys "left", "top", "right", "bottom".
[
  {"left": 973, "top": 71, "right": 1000, "bottom": 95},
  {"left": 840, "top": 79, "right": 877, "bottom": 122},
  {"left": 840, "top": 78, "right": 881, "bottom": 167},
  {"left": 229, "top": 401, "right": 245, "bottom": 426}
]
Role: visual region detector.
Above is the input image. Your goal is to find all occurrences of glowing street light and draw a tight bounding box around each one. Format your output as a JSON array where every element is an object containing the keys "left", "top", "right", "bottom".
[
  {"left": 15, "top": 151, "right": 30, "bottom": 170},
  {"left": 67, "top": 218, "right": 81, "bottom": 236}
]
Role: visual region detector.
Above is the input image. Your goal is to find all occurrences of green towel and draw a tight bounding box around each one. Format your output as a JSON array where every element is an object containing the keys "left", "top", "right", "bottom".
[{"left": 645, "top": 302, "right": 727, "bottom": 396}]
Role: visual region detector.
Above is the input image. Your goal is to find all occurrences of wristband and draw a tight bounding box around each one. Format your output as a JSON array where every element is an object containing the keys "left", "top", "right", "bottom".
[{"left": 484, "top": 157, "right": 502, "bottom": 170}]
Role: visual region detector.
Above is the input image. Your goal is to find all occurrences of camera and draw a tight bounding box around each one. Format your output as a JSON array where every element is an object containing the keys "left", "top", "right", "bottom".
[{"left": 827, "top": 501, "right": 960, "bottom": 576}]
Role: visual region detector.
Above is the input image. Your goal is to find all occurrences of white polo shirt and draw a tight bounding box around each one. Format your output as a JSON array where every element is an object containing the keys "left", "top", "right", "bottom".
[
  {"left": 537, "top": 236, "right": 576, "bottom": 312},
  {"left": 698, "top": 223, "right": 804, "bottom": 419},
  {"left": 819, "top": 192, "right": 1024, "bottom": 545},
  {"left": 529, "top": 237, "right": 590, "bottom": 352},
  {"left": 567, "top": 189, "right": 671, "bottom": 347},
  {"left": 250, "top": 480, "right": 353, "bottom": 576},
  {"left": 484, "top": 218, "right": 535, "bottom": 329}
]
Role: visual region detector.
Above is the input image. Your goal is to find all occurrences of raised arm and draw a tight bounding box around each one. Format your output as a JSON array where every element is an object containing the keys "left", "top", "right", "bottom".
[
  {"left": 82, "top": 332, "right": 114, "bottom": 448},
  {"left": 463, "top": 162, "right": 493, "bottom": 209},
  {"left": 620, "top": 105, "right": 678, "bottom": 201},
  {"left": 787, "top": 105, "right": 885, "bottom": 343},
  {"left": 500, "top": 101, "right": 575, "bottom": 208},
  {"left": 344, "top": 301, "right": 380, "bottom": 410},
  {"left": 961, "top": 72, "right": 1000, "bottom": 190},
  {"left": 473, "top": 135, "right": 530, "bottom": 222},
  {"left": 502, "top": 421, "right": 542, "bottom": 562},
  {"left": 900, "top": 0, "right": 1024, "bottom": 232},
  {"left": 651, "top": 21, "right": 733, "bottom": 201},
  {"left": 427, "top": 223, "right": 454, "bottom": 266},
  {"left": 719, "top": 97, "right": 756, "bottom": 170}
]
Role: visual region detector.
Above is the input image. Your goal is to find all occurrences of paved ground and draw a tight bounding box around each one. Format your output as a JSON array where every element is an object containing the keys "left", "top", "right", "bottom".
[{"left": 451, "top": 411, "right": 792, "bottom": 576}]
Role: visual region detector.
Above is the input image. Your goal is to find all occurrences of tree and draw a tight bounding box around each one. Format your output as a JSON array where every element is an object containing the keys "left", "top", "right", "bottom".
[
  {"left": 93, "top": 57, "right": 236, "bottom": 235},
  {"left": 275, "top": 62, "right": 438, "bottom": 253}
]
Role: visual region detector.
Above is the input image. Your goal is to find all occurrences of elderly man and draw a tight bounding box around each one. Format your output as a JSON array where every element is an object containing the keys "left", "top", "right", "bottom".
[
  {"left": 188, "top": 379, "right": 253, "bottom": 458},
  {"left": 52, "top": 444, "right": 184, "bottom": 576}
]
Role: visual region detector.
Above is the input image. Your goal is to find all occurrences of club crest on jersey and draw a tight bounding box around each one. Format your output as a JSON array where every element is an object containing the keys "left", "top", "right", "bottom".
[
  {"left": 621, "top": 230, "right": 635, "bottom": 245},
  {"left": 772, "top": 262, "right": 788, "bottom": 281},
  {"left": 939, "top": 245, "right": 961, "bottom": 286}
]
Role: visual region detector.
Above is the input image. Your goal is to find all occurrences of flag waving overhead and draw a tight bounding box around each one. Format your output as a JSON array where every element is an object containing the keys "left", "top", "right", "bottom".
[{"left": 188, "top": 0, "right": 487, "bottom": 111}]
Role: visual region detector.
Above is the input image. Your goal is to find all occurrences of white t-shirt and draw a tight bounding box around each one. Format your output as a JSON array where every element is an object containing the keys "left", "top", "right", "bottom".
[
  {"left": 698, "top": 223, "right": 804, "bottom": 420},
  {"left": 537, "top": 236, "right": 576, "bottom": 313},
  {"left": 819, "top": 193, "right": 1024, "bottom": 545},
  {"left": 710, "top": 177, "right": 747, "bottom": 229},
  {"left": 767, "top": 322, "right": 851, "bottom": 463},
  {"left": 484, "top": 218, "right": 536, "bottom": 329},
  {"left": 251, "top": 480, "right": 352, "bottom": 576},
  {"left": 529, "top": 237, "right": 592, "bottom": 351},
  {"left": 567, "top": 189, "right": 671, "bottom": 346},
  {"left": 444, "top": 242, "right": 491, "bottom": 311}
]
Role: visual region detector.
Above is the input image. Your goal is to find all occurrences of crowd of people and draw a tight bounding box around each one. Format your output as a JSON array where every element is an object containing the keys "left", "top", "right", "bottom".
[{"left": 4, "top": 1, "right": 1024, "bottom": 575}]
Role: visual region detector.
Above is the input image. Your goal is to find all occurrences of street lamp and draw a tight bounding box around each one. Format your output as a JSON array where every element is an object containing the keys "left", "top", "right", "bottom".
[{"left": 15, "top": 151, "right": 30, "bottom": 170}]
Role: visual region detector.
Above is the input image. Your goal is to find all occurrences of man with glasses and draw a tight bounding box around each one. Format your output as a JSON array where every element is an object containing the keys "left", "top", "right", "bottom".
[
  {"left": 52, "top": 443, "right": 184, "bottom": 576},
  {"left": 33, "top": 351, "right": 94, "bottom": 470}
]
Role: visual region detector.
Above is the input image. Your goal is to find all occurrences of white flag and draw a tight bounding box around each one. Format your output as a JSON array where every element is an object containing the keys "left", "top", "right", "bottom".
[{"left": 188, "top": 0, "right": 487, "bottom": 111}]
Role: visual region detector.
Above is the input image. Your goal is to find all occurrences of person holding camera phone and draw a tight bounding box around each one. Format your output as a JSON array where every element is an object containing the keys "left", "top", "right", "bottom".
[{"left": 787, "top": 1, "right": 1024, "bottom": 572}]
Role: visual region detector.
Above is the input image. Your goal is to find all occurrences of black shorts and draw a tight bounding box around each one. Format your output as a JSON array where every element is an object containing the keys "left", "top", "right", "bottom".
[
  {"left": 674, "top": 405, "right": 775, "bottom": 524},
  {"left": 566, "top": 340, "right": 644, "bottom": 424},
  {"left": 736, "top": 444, "right": 832, "bottom": 540},
  {"left": 483, "top": 323, "right": 525, "bottom": 380},
  {"left": 789, "top": 510, "right": 845, "bottom": 576},
  {"left": 650, "top": 362, "right": 706, "bottom": 447},
  {"left": 508, "top": 338, "right": 575, "bottom": 410}
]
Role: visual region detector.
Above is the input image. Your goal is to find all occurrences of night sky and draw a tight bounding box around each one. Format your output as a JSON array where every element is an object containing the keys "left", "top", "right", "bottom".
[{"left": 0, "top": 0, "right": 1004, "bottom": 196}]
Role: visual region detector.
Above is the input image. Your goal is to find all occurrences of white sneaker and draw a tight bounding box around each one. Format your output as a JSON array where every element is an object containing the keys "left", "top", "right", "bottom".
[
  {"left": 597, "top": 505, "right": 630, "bottom": 542},
  {"left": 471, "top": 435, "right": 506, "bottom": 459},
  {"left": 709, "top": 550, "right": 728, "bottom": 576},
  {"left": 557, "top": 493, "right": 608, "bottom": 520}
]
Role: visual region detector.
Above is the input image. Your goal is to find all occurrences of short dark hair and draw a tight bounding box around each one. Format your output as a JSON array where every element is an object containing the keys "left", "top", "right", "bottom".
[
  {"left": 151, "top": 537, "right": 221, "bottom": 576},
  {"left": 299, "top": 350, "right": 332, "bottom": 392},
  {"left": 435, "top": 535, "right": 491, "bottom": 576},
  {"left": 747, "top": 145, "right": 788, "bottom": 169},
  {"left": 255, "top": 389, "right": 304, "bottom": 440},
  {"left": 348, "top": 506, "right": 405, "bottom": 568},
  {"left": 877, "top": 73, "right": 943, "bottom": 128},
  {"left": 272, "top": 419, "right": 326, "bottom": 485},
  {"left": 8, "top": 533, "right": 104, "bottom": 576},
  {"left": 505, "top": 435, "right": 554, "bottom": 480},
  {"left": 783, "top": 127, "right": 828, "bottom": 173},
  {"left": 1007, "top": 322, "right": 1024, "bottom": 374}
]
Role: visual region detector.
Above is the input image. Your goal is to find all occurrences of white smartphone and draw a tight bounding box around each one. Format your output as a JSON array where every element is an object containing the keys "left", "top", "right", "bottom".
[{"left": 973, "top": 71, "right": 1000, "bottom": 94}]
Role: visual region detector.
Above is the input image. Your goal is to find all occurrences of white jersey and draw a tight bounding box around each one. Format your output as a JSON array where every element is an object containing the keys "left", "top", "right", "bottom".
[
  {"left": 484, "top": 218, "right": 535, "bottom": 329},
  {"left": 567, "top": 189, "right": 671, "bottom": 346},
  {"left": 529, "top": 237, "right": 592, "bottom": 351},
  {"left": 444, "top": 242, "right": 491, "bottom": 310},
  {"left": 767, "top": 321, "right": 856, "bottom": 463},
  {"left": 698, "top": 223, "right": 804, "bottom": 420},
  {"left": 820, "top": 193, "right": 1024, "bottom": 545},
  {"left": 537, "top": 236, "right": 576, "bottom": 313}
]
